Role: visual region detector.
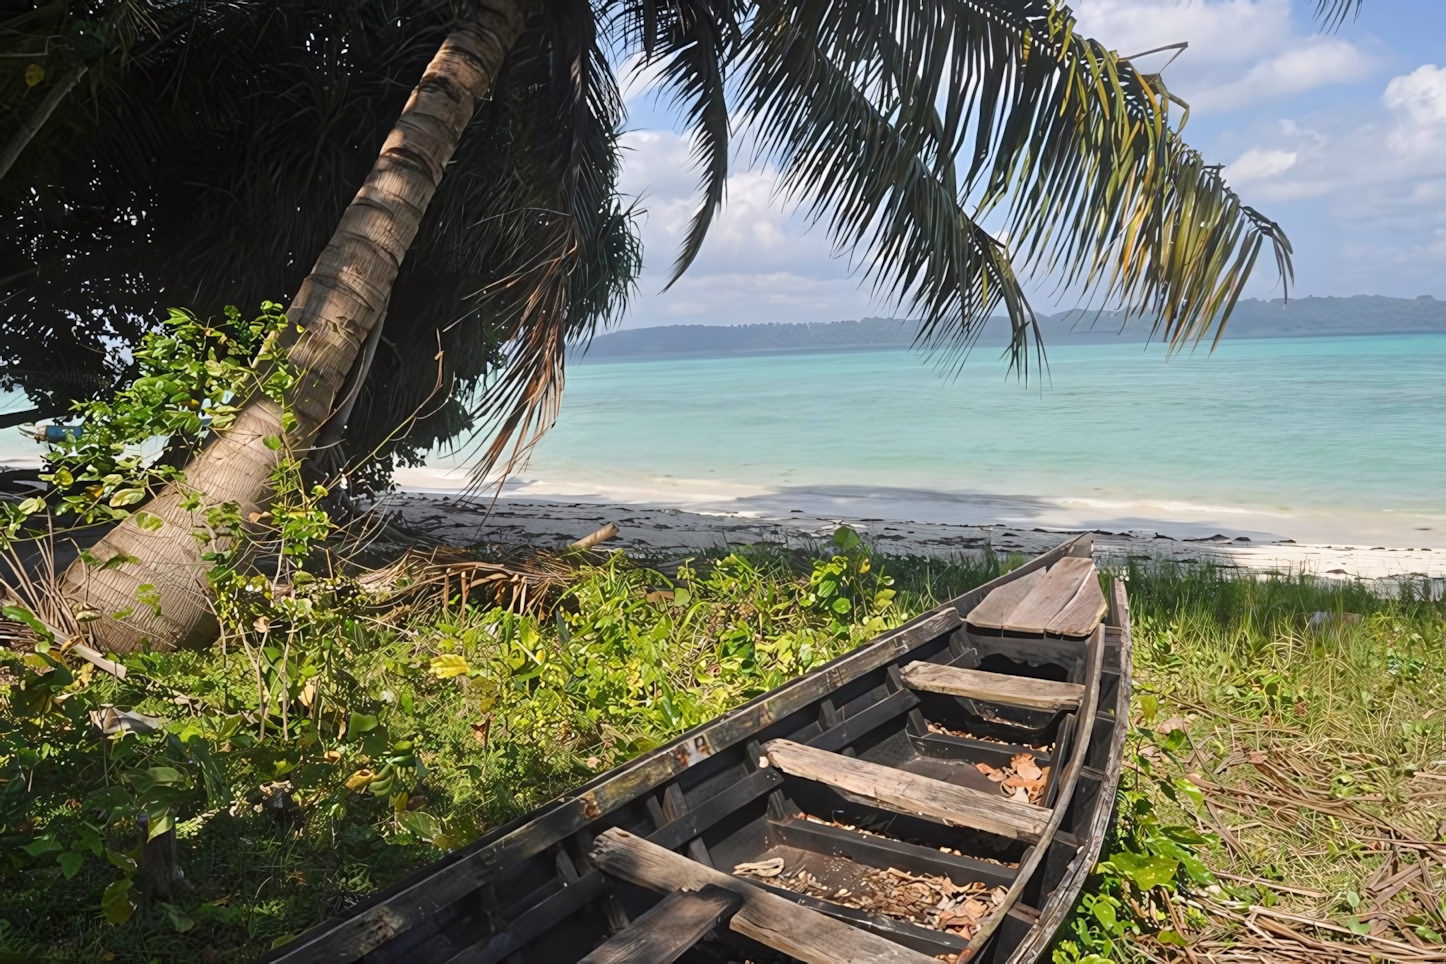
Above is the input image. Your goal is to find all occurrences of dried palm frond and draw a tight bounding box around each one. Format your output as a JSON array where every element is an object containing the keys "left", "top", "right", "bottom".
[{"left": 354, "top": 548, "right": 573, "bottom": 618}]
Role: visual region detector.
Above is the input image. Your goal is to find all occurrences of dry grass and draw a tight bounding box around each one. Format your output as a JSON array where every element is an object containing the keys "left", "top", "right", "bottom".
[{"left": 1123, "top": 561, "right": 1446, "bottom": 962}]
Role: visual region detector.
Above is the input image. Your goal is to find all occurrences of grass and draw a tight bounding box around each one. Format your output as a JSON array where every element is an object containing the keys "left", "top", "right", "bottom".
[
  {"left": 1102, "top": 561, "right": 1446, "bottom": 962},
  {"left": 1, "top": 537, "right": 1444, "bottom": 963}
]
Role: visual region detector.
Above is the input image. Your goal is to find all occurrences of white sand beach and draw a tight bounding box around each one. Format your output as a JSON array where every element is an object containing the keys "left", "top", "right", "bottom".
[{"left": 385, "top": 492, "right": 1446, "bottom": 588}]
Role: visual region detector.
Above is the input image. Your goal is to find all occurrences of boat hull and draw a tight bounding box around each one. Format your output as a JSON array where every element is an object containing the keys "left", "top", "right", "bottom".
[{"left": 266, "top": 534, "right": 1131, "bottom": 964}]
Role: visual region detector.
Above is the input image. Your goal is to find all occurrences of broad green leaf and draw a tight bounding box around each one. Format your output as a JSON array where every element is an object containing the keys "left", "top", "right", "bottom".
[
  {"left": 83, "top": 785, "right": 132, "bottom": 812},
  {"left": 1108, "top": 850, "right": 1178, "bottom": 890},
  {"left": 3, "top": 605, "right": 54, "bottom": 644},
  {"left": 397, "top": 810, "right": 442, "bottom": 845},
  {"left": 59, "top": 851, "right": 85, "bottom": 879},
  {"left": 106, "top": 850, "right": 137, "bottom": 874},
  {"left": 161, "top": 901, "right": 194, "bottom": 933},
  {"left": 21, "top": 836, "right": 62, "bottom": 857},
  {"left": 134, "top": 511, "right": 164, "bottom": 532},
  {"left": 348, "top": 712, "right": 378, "bottom": 734},
  {"left": 101, "top": 879, "right": 136, "bottom": 925},
  {"left": 147, "top": 809, "right": 174, "bottom": 842},
  {"left": 1089, "top": 897, "right": 1117, "bottom": 930}
]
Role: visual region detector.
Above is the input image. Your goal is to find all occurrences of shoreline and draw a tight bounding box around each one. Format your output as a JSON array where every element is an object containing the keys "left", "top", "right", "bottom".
[{"left": 384, "top": 492, "right": 1446, "bottom": 586}]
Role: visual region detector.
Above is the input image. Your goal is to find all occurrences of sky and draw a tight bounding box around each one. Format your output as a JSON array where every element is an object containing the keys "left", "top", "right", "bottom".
[{"left": 610, "top": 0, "right": 1446, "bottom": 329}]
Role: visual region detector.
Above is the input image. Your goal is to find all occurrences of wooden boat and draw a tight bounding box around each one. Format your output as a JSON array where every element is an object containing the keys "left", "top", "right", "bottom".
[{"left": 266, "top": 533, "right": 1131, "bottom": 964}]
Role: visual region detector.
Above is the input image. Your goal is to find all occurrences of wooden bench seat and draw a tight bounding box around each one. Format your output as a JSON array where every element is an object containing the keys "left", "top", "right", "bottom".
[
  {"left": 759, "top": 739, "right": 1049, "bottom": 842},
  {"left": 900, "top": 662, "right": 1084, "bottom": 712},
  {"left": 579, "top": 885, "right": 741, "bottom": 964},
  {"left": 966, "top": 557, "right": 1106, "bottom": 637}
]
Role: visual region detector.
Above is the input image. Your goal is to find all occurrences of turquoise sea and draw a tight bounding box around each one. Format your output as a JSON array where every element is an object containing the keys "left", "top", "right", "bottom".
[
  {"left": 416, "top": 334, "right": 1446, "bottom": 547},
  {"left": 6, "top": 334, "right": 1445, "bottom": 546}
]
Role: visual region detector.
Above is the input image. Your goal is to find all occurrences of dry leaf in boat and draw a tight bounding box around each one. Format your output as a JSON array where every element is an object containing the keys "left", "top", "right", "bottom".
[
  {"left": 975, "top": 761, "right": 1007, "bottom": 782},
  {"left": 734, "top": 857, "right": 785, "bottom": 877},
  {"left": 1007, "top": 785, "right": 1030, "bottom": 803},
  {"left": 1011, "top": 753, "right": 1043, "bottom": 781}
]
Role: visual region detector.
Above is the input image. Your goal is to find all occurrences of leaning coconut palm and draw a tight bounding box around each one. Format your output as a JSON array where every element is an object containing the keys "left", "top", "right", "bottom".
[{"left": 64, "top": 0, "right": 1295, "bottom": 652}]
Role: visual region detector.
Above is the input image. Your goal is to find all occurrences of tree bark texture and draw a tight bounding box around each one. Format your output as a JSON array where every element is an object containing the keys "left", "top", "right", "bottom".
[
  {"left": 0, "top": 64, "right": 87, "bottom": 182},
  {"left": 60, "top": 0, "right": 528, "bottom": 652}
]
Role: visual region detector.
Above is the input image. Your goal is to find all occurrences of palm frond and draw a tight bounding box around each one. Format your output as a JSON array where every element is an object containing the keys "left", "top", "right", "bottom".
[
  {"left": 613, "top": 0, "right": 735, "bottom": 285},
  {"left": 733, "top": 0, "right": 1291, "bottom": 369},
  {"left": 738, "top": 5, "right": 1042, "bottom": 372},
  {"left": 1314, "top": 0, "right": 1363, "bottom": 31}
]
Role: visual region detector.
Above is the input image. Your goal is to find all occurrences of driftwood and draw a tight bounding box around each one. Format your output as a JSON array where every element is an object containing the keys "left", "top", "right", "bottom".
[{"left": 570, "top": 523, "right": 620, "bottom": 551}]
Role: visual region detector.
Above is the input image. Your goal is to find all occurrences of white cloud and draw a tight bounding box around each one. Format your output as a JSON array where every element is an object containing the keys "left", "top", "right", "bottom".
[
  {"left": 1199, "top": 38, "right": 1373, "bottom": 111},
  {"left": 616, "top": 130, "right": 878, "bottom": 327},
  {"left": 1384, "top": 64, "right": 1446, "bottom": 124},
  {"left": 1225, "top": 147, "right": 1298, "bottom": 184},
  {"left": 1383, "top": 64, "right": 1446, "bottom": 157}
]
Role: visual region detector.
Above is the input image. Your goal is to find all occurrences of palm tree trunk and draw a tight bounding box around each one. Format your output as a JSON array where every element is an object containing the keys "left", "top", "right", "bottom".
[
  {"left": 60, "top": 0, "right": 528, "bottom": 652},
  {"left": 0, "top": 64, "right": 86, "bottom": 182}
]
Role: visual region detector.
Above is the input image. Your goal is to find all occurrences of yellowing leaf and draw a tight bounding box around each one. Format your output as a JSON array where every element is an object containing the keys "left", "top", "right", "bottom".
[
  {"left": 108, "top": 488, "right": 145, "bottom": 508},
  {"left": 343, "top": 769, "right": 374, "bottom": 792},
  {"left": 430, "top": 654, "right": 470, "bottom": 679},
  {"left": 24, "top": 63, "right": 44, "bottom": 87}
]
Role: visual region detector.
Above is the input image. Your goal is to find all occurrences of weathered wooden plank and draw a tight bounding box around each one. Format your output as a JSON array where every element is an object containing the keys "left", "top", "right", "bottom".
[
  {"left": 1002, "top": 580, "right": 1132, "bottom": 964},
  {"left": 961, "top": 622, "right": 1105, "bottom": 961},
  {"left": 578, "top": 885, "right": 741, "bottom": 964},
  {"left": 589, "top": 829, "right": 937, "bottom": 964},
  {"left": 1043, "top": 572, "right": 1107, "bottom": 638},
  {"left": 946, "top": 532, "right": 1090, "bottom": 621},
  {"left": 760, "top": 739, "right": 1048, "bottom": 842},
  {"left": 900, "top": 662, "right": 1084, "bottom": 712},
  {"left": 1001, "top": 557, "right": 1095, "bottom": 634},
  {"left": 807, "top": 688, "right": 917, "bottom": 752},
  {"left": 963, "top": 567, "right": 1044, "bottom": 630}
]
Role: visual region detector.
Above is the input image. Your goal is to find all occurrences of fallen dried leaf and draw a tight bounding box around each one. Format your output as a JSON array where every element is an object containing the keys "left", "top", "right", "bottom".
[
  {"left": 1012, "top": 753, "right": 1044, "bottom": 781},
  {"left": 734, "top": 857, "right": 785, "bottom": 877}
]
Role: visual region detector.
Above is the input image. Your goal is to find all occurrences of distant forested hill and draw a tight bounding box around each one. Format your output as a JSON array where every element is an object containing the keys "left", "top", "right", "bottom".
[{"left": 580, "top": 295, "right": 1446, "bottom": 360}]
